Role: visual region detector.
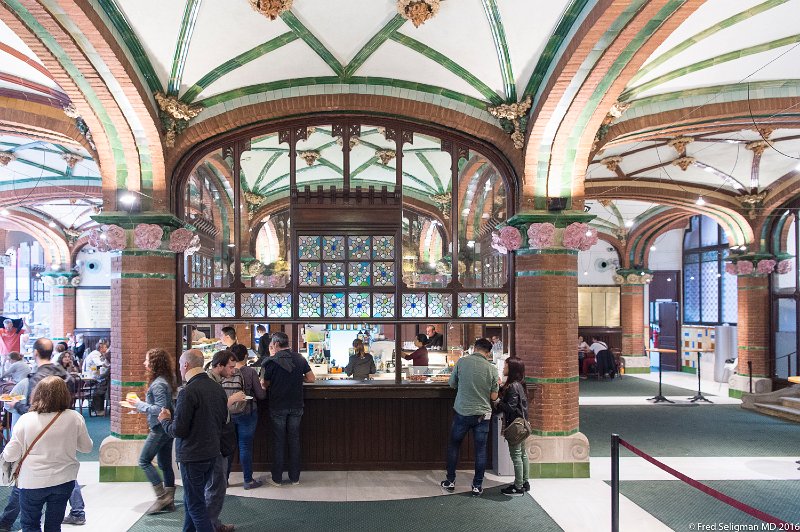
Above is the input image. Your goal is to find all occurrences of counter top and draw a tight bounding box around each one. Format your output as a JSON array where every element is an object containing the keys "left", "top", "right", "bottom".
[{"left": 304, "top": 379, "right": 455, "bottom": 399}]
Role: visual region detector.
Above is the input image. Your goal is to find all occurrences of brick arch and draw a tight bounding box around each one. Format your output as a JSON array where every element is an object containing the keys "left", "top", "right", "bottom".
[
  {"left": 626, "top": 209, "right": 691, "bottom": 267},
  {"left": 596, "top": 233, "right": 627, "bottom": 268},
  {"left": 0, "top": 96, "right": 93, "bottom": 153},
  {"left": 2, "top": 211, "right": 70, "bottom": 265},
  {"left": 643, "top": 219, "right": 691, "bottom": 269},
  {"left": 0, "top": 185, "right": 101, "bottom": 206}
]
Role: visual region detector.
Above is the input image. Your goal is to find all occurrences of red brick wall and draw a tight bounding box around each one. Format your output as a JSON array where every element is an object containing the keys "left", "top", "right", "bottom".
[
  {"left": 620, "top": 283, "right": 644, "bottom": 356},
  {"left": 737, "top": 275, "right": 770, "bottom": 377},
  {"left": 49, "top": 284, "right": 76, "bottom": 341}
]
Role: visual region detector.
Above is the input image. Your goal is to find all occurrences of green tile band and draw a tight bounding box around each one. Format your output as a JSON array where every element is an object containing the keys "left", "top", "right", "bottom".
[
  {"left": 515, "top": 248, "right": 579, "bottom": 255},
  {"left": 280, "top": 11, "right": 344, "bottom": 77},
  {"left": 481, "top": 0, "right": 516, "bottom": 101},
  {"left": 525, "top": 376, "right": 579, "bottom": 384},
  {"left": 738, "top": 285, "right": 768, "bottom": 290},
  {"left": 345, "top": 15, "right": 406, "bottom": 78},
  {"left": 111, "top": 380, "right": 148, "bottom": 387},
  {"left": 110, "top": 432, "right": 148, "bottom": 440},
  {"left": 167, "top": 0, "right": 203, "bottom": 95},
  {"left": 530, "top": 429, "right": 579, "bottom": 437},
  {"left": 516, "top": 270, "right": 577, "bottom": 277},
  {"left": 738, "top": 345, "right": 768, "bottom": 350},
  {"left": 734, "top": 372, "right": 769, "bottom": 378},
  {"left": 118, "top": 250, "right": 176, "bottom": 257},
  {"left": 112, "top": 273, "right": 175, "bottom": 280},
  {"left": 622, "top": 333, "right": 644, "bottom": 337}
]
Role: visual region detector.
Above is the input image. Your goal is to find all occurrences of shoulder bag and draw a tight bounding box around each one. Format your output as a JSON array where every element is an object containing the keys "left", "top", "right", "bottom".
[
  {"left": 2, "top": 410, "right": 64, "bottom": 486},
  {"left": 501, "top": 383, "right": 531, "bottom": 446}
]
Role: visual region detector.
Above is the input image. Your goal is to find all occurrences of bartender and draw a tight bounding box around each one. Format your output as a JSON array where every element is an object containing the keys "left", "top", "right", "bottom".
[
  {"left": 404, "top": 334, "right": 429, "bottom": 366},
  {"left": 425, "top": 325, "right": 443, "bottom": 348},
  {"left": 345, "top": 339, "right": 376, "bottom": 379}
]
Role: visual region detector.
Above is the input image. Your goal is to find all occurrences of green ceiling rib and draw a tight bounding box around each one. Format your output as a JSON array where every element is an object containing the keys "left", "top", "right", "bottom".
[
  {"left": 604, "top": 201, "right": 624, "bottom": 226},
  {"left": 181, "top": 32, "right": 298, "bottom": 103},
  {"left": 522, "top": 0, "right": 591, "bottom": 102},
  {"left": 250, "top": 152, "right": 282, "bottom": 192},
  {"left": 0, "top": 176, "right": 101, "bottom": 189},
  {"left": 481, "top": 0, "right": 516, "bottom": 101},
  {"left": 350, "top": 156, "right": 380, "bottom": 179},
  {"left": 625, "top": 79, "right": 800, "bottom": 110},
  {"left": 168, "top": 0, "right": 203, "bottom": 96},
  {"left": 317, "top": 157, "right": 344, "bottom": 174},
  {"left": 629, "top": 0, "right": 789, "bottom": 86},
  {"left": 95, "top": 0, "right": 163, "bottom": 94},
  {"left": 416, "top": 153, "right": 445, "bottom": 193},
  {"left": 345, "top": 14, "right": 406, "bottom": 78},
  {"left": 621, "top": 33, "right": 800, "bottom": 101},
  {"left": 280, "top": 11, "right": 344, "bottom": 77},
  {"left": 388, "top": 32, "right": 502, "bottom": 104}
]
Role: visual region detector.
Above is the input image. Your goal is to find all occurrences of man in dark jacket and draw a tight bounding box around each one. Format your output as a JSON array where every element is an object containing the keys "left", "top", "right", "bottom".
[{"left": 159, "top": 349, "right": 227, "bottom": 532}]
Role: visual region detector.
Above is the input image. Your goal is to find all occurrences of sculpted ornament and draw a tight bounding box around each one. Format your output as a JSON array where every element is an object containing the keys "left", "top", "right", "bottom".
[
  {"left": 248, "top": 0, "right": 292, "bottom": 20},
  {"left": 397, "top": 0, "right": 441, "bottom": 27},
  {"left": 154, "top": 92, "right": 203, "bottom": 147},
  {"left": 487, "top": 96, "right": 532, "bottom": 150}
]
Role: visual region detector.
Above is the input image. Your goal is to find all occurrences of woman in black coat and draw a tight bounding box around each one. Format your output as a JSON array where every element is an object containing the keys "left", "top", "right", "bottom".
[{"left": 495, "top": 358, "right": 530, "bottom": 496}]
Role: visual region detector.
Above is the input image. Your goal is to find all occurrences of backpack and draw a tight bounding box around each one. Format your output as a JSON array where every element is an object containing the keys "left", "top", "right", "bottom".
[{"left": 220, "top": 370, "right": 248, "bottom": 415}]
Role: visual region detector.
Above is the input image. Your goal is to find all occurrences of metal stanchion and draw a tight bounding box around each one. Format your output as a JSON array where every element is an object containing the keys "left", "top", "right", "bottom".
[
  {"left": 748, "top": 361, "right": 753, "bottom": 394},
  {"left": 611, "top": 433, "right": 620, "bottom": 532}
]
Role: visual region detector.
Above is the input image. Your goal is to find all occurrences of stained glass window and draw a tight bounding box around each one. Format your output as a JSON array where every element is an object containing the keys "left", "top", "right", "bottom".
[
  {"left": 700, "top": 258, "right": 720, "bottom": 323},
  {"left": 211, "top": 292, "right": 235, "bottom": 318},
  {"left": 241, "top": 293, "right": 265, "bottom": 318},
  {"left": 349, "top": 262, "right": 371, "bottom": 286},
  {"left": 267, "top": 293, "right": 291, "bottom": 318},
  {"left": 348, "top": 293, "right": 370, "bottom": 318},
  {"left": 373, "top": 293, "right": 395, "bottom": 318},
  {"left": 299, "top": 293, "right": 321, "bottom": 318},
  {"left": 372, "top": 262, "right": 395, "bottom": 286},
  {"left": 427, "top": 293, "right": 452, "bottom": 318},
  {"left": 323, "top": 293, "right": 345, "bottom": 318},
  {"left": 323, "top": 262, "right": 345, "bottom": 286},
  {"left": 682, "top": 215, "right": 736, "bottom": 324},
  {"left": 373, "top": 236, "right": 394, "bottom": 260},
  {"left": 458, "top": 292, "right": 482, "bottom": 318},
  {"left": 299, "top": 262, "right": 321, "bottom": 286},
  {"left": 184, "top": 293, "right": 208, "bottom": 318},
  {"left": 348, "top": 236, "right": 371, "bottom": 260},
  {"left": 323, "top": 236, "right": 345, "bottom": 260},
  {"left": 402, "top": 293, "right": 426, "bottom": 318},
  {"left": 484, "top": 293, "right": 509, "bottom": 318},
  {"left": 298, "top": 236, "right": 320, "bottom": 260}
]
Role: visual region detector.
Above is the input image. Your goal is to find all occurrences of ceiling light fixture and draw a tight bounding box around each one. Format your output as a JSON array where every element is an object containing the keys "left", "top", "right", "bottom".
[
  {"left": 0, "top": 209, "right": 8, "bottom": 216},
  {"left": 624, "top": 219, "right": 634, "bottom": 228},
  {"left": 667, "top": 278, "right": 672, "bottom": 282},
  {"left": 48, "top": 221, "right": 57, "bottom": 228},
  {"left": 119, "top": 192, "right": 137, "bottom": 206},
  {"left": 696, "top": 196, "right": 706, "bottom": 206},
  {"left": 650, "top": 245, "right": 656, "bottom": 251},
  {"left": 467, "top": 240, "right": 475, "bottom": 248}
]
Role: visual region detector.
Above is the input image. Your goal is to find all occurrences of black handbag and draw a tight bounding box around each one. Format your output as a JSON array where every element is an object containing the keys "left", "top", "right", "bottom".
[{"left": 220, "top": 417, "right": 236, "bottom": 457}]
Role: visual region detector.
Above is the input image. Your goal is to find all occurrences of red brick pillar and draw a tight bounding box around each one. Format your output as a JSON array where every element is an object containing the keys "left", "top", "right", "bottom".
[
  {"left": 47, "top": 275, "right": 76, "bottom": 342},
  {"left": 616, "top": 270, "right": 650, "bottom": 374},
  {"left": 729, "top": 273, "right": 771, "bottom": 397},
  {"left": 0, "top": 267, "right": 4, "bottom": 315}
]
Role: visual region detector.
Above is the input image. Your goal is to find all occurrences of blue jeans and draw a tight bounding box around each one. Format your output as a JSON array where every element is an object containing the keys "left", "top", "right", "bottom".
[
  {"left": 228, "top": 410, "right": 258, "bottom": 482},
  {"left": 67, "top": 484, "right": 84, "bottom": 519},
  {"left": 204, "top": 455, "right": 226, "bottom": 529},
  {"left": 445, "top": 412, "right": 490, "bottom": 489},
  {"left": 139, "top": 428, "right": 175, "bottom": 487},
  {"left": 0, "top": 486, "right": 19, "bottom": 528},
  {"left": 19, "top": 480, "right": 74, "bottom": 532},
  {"left": 180, "top": 460, "right": 215, "bottom": 532},
  {"left": 270, "top": 408, "right": 303, "bottom": 483}
]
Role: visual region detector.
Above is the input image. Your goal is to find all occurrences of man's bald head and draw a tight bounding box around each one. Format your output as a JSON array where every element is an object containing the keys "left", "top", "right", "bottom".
[
  {"left": 33, "top": 338, "right": 53, "bottom": 361},
  {"left": 181, "top": 349, "right": 205, "bottom": 369}
]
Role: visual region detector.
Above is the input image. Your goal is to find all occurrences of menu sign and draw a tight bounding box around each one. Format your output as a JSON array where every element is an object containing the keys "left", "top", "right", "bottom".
[{"left": 76, "top": 289, "right": 111, "bottom": 329}]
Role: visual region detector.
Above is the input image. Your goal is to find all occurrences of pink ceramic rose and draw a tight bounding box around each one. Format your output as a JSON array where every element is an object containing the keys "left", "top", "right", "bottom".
[
  {"left": 105, "top": 224, "right": 127, "bottom": 250},
  {"left": 777, "top": 259, "right": 793, "bottom": 275},
  {"left": 724, "top": 263, "right": 737, "bottom": 276},
  {"left": 134, "top": 223, "right": 163, "bottom": 250},
  {"left": 169, "top": 228, "right": 194, "bottom": 253},
  {"left": 756, "top": 259, "right": 776, "bottom": 275},
  {"left": 737, "top": 261, "right": 754, "bottom": 275},
  {"left": 563, "top": 222, "right": 598, "bottom": 251},
  {"left": 491, "top": 232, "right": 508, "bottom": 255},
  {"left": 88, "top": 228, "right": 108, "bottom": 251},
  {"left": 184, "top": 235, "right": 201, "bottom": 256},
  {"left": 499, "top": 226, "right": 522, "bottom": 252},
  {"left": 527, "top": 222, "right": 556, "bottom": 249}
]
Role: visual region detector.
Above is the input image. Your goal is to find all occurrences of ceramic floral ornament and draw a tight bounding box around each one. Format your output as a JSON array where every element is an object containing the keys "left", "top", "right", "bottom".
[
  {"left": 169, "top": 228, "right": 195, "bottom": 253},
  {"left": 184, "top": 235, "right": 201, "bottom": 256},
  {"left": 134, "top": 223, "right": 163, "bottom": 250},
  {"left": 87, "top": 228, "right": 109, "bottom": 252},
  {"left": 724, "top": 263, "right": 737, "bottom": 275},
  {"left": 527, "top": 223, "right": 556, "bottom": 249},
  {"left": 756, "top": 259, "right": 776, "bottom": 275},
  {"left": 491, "top": 226, "right": 522, "bottom": 255},
  {"left": 104, "top": 224, "right": 127, "bottom": 251},
  {"left": 777, "top": 259, "right": 793, "bottom": 275},
  {"left": 736, "top": 261, "right": 754, "bottom": 275},
  {"left": 562, "top": 222, "right": 598, "bottom": 251}
]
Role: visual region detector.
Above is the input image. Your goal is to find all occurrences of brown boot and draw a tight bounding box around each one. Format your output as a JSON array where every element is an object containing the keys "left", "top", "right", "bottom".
[
  {"left": 146, "top": 483, "right": 173, "bottom": 515},
  {"left": 164, "top": 486, "right": 176, "bottom": 512}
]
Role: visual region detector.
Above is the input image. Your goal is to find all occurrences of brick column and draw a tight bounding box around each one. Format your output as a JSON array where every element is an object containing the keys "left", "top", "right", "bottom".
[
  {"left": 45, "top": 273, "right": 77, "bottom": 342},
  {"left": 615, "top": 269, "right": 651, "bottom": 374},
  {"left": 729, "top": 273, "right": 771, "bottom": 397}
]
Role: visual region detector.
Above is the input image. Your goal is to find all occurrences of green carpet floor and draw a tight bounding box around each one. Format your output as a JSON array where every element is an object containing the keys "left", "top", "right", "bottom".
[
  {"left": 82, "top": 413, "right": 111, "bottom": 462},
  {"left": 616, "top": 480, "right": 800, "bottom": 530},
  {"left": 581, "top": 405, "right": 800, "bottom": 457},
  {"left": 578, "top": 375, "right": 699, "bottom": 397},
  {"left": 130, "top": 487, "right": 560, "bottom": 532}
]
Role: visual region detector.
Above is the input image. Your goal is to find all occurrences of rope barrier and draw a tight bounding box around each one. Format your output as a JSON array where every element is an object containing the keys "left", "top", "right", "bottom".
[{"left": 616, "top": 436, "right": 790, "bottom": 527}]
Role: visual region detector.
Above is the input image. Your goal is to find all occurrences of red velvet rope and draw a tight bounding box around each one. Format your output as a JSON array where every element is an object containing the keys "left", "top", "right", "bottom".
[{"left": 618, "top": 438, "right": 789, "bottom": 526}]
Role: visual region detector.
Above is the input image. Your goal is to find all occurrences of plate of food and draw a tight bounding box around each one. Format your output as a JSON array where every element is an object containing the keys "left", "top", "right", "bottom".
[{"left": 0, "top": 394, "right": 24, "bottom": 402}]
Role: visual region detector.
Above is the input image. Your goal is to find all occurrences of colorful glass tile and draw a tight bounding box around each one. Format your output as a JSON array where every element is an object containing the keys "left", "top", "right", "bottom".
[
  {"left": 211, "top": 292, "right": 235, "bottom": 318},
  {"left": 402, "top": 293, "right": 426, "bottom": 318},
  {"left": 483, "top": 293, "right": 509, "bottom": 318},
  {"left": 348, "top": 236, "right": 371, "bottom": 260},
  {"left": 458, "top": 293, "right": 482, "bottom": 318},
  {"left": 373, "top": 293, "right": 395, "bottom": 318},
  {"left": 427, "top": 293, "right": 452, "bottom": 318},
  {"left": 372, "top": 262, "right": 395, "bottom": 286},
  {"left": 322, "top": 236, "right": 345, "bottom": 260},
  {"left": 373, "top": 235, "right": 395, "bottom": 260},
  {"left": 349, "top": 262, "right": 371, "bottom": 286},
  {"left": 298, "top": 293, "right": 321, "bottom": 318},
  {"left": 348, "top": 293, "right": 371, "bottom": 318},
  {"left": 183, "top": 293, "right": 208, "bottom": 318},
  {"left": 299, "top": 262, "right": 321, "bottom": 286},
  {"left": 266, "top": 293, "right": 291, "bottom": 318},
  {"left": 323, "top": 262, "right": 345, "bottom": 286},
  {"left": 241, "top": 293, "right": 265, "bottom": 318},
  {"left": 323, "top": 293, "right": 345, "bottom": 318},
  {"left": 298, "top": 236, "right": 320, "bottom": 260}
]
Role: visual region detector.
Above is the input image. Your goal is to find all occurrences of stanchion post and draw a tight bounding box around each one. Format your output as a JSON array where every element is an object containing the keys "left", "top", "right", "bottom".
[
  {"left": 611, "top": 434, "right": 620, "bottom": 532},
  {"left": 748, "top": 361, "right": 753, "bottom": 394}
]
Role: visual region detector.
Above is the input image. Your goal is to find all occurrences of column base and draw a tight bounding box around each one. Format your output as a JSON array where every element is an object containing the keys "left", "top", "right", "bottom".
[
  {"left": 728, "top": 373, "right": 772, "bottom": 398},
  {"left": 99, "top": 435, "right": 148, "bottom": 482},
  {"left": 526, "top": 432, "right": 590, "bottom": 478},
  {"left": 620, "top": 356, "right": 651, "bottom": 374}
]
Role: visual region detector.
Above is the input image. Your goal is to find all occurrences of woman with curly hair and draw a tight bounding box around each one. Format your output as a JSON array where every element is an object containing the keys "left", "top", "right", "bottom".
[{"left": 128, "top": 348, "right": 176, "bottom": 514}]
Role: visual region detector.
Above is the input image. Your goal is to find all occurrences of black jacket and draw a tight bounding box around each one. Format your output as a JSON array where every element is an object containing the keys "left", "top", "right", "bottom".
[
  {"left": 496, "top": 381, "right": 528, "bottom": 426},
  {"left": 15, "top": 363, "right": 71, "bottom": 415},
  {"left": 161, "top": 371, "right": 228, "bottom": 463}
]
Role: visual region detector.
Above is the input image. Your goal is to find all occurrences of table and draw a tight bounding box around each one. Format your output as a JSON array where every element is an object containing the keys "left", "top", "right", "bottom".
[
  {"left": 683, "top": 348, "right": 715, "bottom": 403},
  {"left": 645, "top": 348, "right": 678, "bottom": 404},
  {"left": 788, "top": 376, "right": 800, "bottom": 384}
]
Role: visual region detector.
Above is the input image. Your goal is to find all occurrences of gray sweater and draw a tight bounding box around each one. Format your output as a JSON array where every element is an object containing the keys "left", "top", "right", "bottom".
[
  {"left": 345, "top": 355, "right": 376, "bottom": 379},
  {"left": 2, "top": 360, "right": 31, "bottom": 383}
]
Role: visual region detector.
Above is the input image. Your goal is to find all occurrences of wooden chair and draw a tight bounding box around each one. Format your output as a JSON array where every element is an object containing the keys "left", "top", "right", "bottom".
[
  {"left": 0, "top": 382, "right": 17, "bottom": 448},
  {"left": 73, "top": 377, "right": 96, "bottom": 416}
]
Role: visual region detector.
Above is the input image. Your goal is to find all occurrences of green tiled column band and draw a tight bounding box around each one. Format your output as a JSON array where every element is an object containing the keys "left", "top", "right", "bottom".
[
  {"left": 734, "top": 372, "right": 769, "bottom": 378},
  {"left": 515, "top": 248, "right": 578, "bottom": 255},
  {"left": 111, "top": 273, "right": 175, "bottom": 280},
  {"left": 111, "top": 380, "right": 147, "bottom": 387},
  {"left": 517, "top": 270, "right": 577, "bottom": 277},
  {"left": 622, "top": 366, "right": 651, "bottom": 374},
  {"left": 529, "top": 461, "right": 590, "bottom": 479},
  {"left": 110, "top": 432, "right": 148, "bottom": 440},
  {"left": 119, "top": 250, "right": 176, "bottom": 257},
  {"left": 738, "top": 285, "right": 769, "bottom": 290},
  {"left": 622, "top": 333, "right": 644, "bottom": 338},
  {"left": 738, "top": 345, "right": 768, "bottom": 350},
  {"left": 100, "top": 465, "right": 149, "bottom": 482},
  {"left": 530, "top": 428, "right": 579, "bottom": 437},
  {"left": 525, "top": 376, "right": 579, "bottom": 384}
]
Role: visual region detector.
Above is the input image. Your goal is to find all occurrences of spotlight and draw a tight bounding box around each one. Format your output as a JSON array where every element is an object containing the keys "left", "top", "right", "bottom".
[
  {"left": 739, "top": 245, "right": 747, "bottom": 251},
  {"left": 467, "top": 240, "right": 475, "bottom": 248},
  {"left": 650, "top": 245, "right": 656, "bottom": 251},
  {"left": 667, "top": 278, "right": 672, "bottom": 282},
  {"left": 119, "top": 192, "right": 137, "bottom": 206},
  {"left": 624, "top": 220, "right": 634, "bottom": 228},
  {"left": 0, "top": 209, "right": 8, "bottom": 216},
  {"left": 583, "top": 271, "right": 588, "bottom": 276},
  {"left": 690, "top": 276, "right": 695, "bottom": 280},
  {"left": 696, "top": 196, "right": 706, "bottom": 206},
  {"left": 49, "top": 221, "right": 57, "bottom": 228},
  {"left": 227, "top": 243, "right": 236, "bottom": 248}
]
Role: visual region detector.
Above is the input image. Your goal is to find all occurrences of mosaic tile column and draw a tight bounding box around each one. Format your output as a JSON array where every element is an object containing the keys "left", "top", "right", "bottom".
[
  {"left": 43, "top": 272, "right": 77, "bottom": 343},
  {"left": 615, "top": 269, "right": 650, "bottom": 375},
  {"left": 729, "top": 273, "right": 771, "bottom": 398}
]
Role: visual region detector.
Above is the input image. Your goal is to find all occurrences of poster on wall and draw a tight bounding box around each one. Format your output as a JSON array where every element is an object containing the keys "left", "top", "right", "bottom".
[{"left": 76, "top": 289, "right": 111, "bottom": 329}]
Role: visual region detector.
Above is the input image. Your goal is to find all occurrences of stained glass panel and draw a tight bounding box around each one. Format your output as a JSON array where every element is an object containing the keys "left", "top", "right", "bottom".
[
  {"left": 484, "top": 293, "right": 509, "bottom": 318},
  {"left": 184, "top": 293, "right": 208, "bottom": 318},
  {"left": 402, "top": 293, "right": 426, "bottom": 318},
  {"left": 373, "top": 293, "right": 395, "bottom": 318},
  {"left": 372, "top": 262, "right": 395, "bottom": 286},
  {"left": 348, "top": 236, "right": 371, "bottom": 260},
  {"left": 241, "top": 293, "right": 265, "bottom": 318},
  {"left": 323, "top": 262, "right": 345, "bottom": 286},
  {"left": 700, "top": 259, "right": 720, "bottom": 323},
  {"left": 458, "top": 292, "right": 482, "bottom": 318},
  {"left": 373, "top": 236, "right": 394, "bottom": 260},
  {"left": 266, "top": 293, "right": 291, "bottom": 318},
  {"left": 298, "top": 236, "right": 320, "bottom": 260},
  {"left": 211, "top": 292, "right": 235, "bottom": 318},
  {"left": 349, "top": 262, "right": 371, "bottom": 286},
  {"left": 323, "top": 293, "right": 345, "bottom": 318},
  {"left": 722, "top": 267, "right": 738, "bottom": 324},
  {"left": 684, "top": 262, "right": 700, "bottom": 323},
  {"left": 299, "top": 262, "right": 321, "bottom": 286},
  {"left": 323, "top": 236, "right": 345, "bottom": 260},
  {"left": 299, "top": 293, "right": 321, "bottom": 318},
  {"left": 427, "top": 293, "right": 452, "bottom": 318},
  {"left": 348, "top": 293, "right": 371, "bottom": 318}
]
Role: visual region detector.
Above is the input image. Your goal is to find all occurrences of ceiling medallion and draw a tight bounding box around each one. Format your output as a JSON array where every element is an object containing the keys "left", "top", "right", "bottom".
[
  {"left": 672, "top": 156, "right": 695, "bottom": 171},
  {"left": 745, "top": 140, "right": 769, "bottom": 156},
  {"left": 0, "top": 152, "right": 16, "bottom": 166},
  {"left": 600, "top": 156, "right": 622, "bottom": 172},
  {"left": 397, "top": 0, "right": 441, "bottom": 27},
  {"left": 62, "top": 153, "right": 84, "bottom": 168},
  {"left": 375, "top": 149, "right": 396, "bottom": 165},
  {"left": 667, "top": 136, "right": 693, "bottom": 156},
  {"left": 248, "top": 0, "right": 293, "bottom": 20},
  {"left": 154, "top": 92, "right": 203, "bottom": 148},
  {"left": 740, "top": 191, "right": 768, "bottom": 220},
  {"left": 487, "top": 95, "right": 532, "bottom": 150},
  {"left": 431, "top": 191, "right": 452, "bottom": 219},
  {"left": 335, "top": 136, "right": 360, "bottom": 149},
  {"left": 298, "top": 150, "right": 321, "bottom": 166}
]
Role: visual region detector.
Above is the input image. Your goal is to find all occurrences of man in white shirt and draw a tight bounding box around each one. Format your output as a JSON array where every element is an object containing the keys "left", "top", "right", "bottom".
[{"left": 82, "top": 339, "right": 109, "bottom": 378}]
